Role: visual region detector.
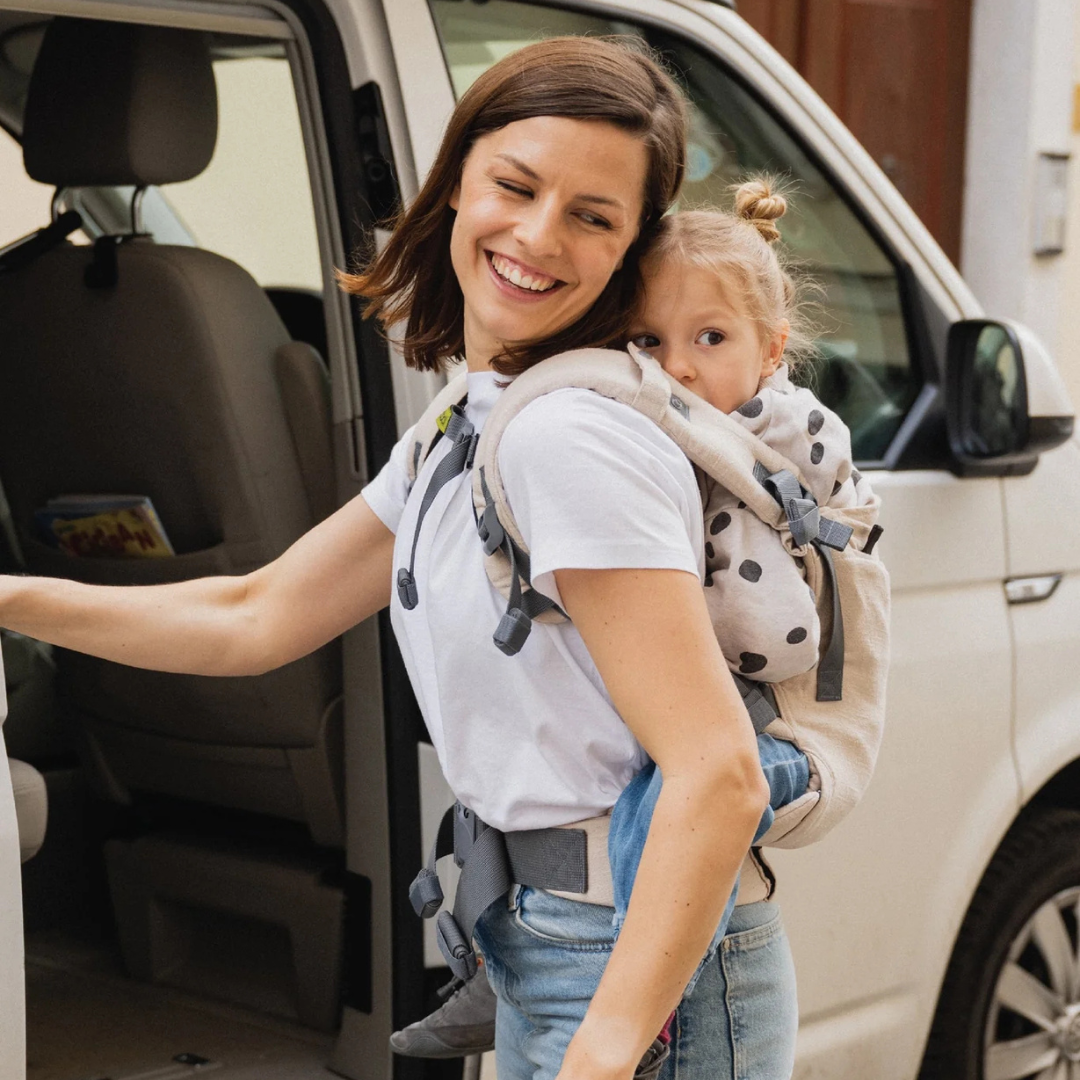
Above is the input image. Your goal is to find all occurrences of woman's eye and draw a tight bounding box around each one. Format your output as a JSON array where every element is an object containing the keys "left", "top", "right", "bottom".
[
  {"left": 496, "top": 180, "right": 531, "bottom": 197},
  {"left": 631, "top": 333, "right": 661, "bottom": 349},
  {"left": 577, "top": 210, "right": 613, "bottom": 230},
  {"left": 696, "top": 330, "right": 726, "bottom": 346}
]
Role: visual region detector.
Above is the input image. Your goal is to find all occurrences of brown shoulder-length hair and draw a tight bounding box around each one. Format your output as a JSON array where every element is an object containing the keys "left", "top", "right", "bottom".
[{"left": 338, "top": 36, "right": 687, "bottom": 376}]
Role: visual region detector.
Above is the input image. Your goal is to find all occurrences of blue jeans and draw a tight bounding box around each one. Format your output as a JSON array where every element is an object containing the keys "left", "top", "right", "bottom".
[
  {"left": 473, "top": 888, "right": 798, "bottom": 1080},
  {"left": 471, "top": 735, "right": 807, "bottom": 1080},
  {"left": 610, "top": 733, "right": 809, "bottom": 992}
]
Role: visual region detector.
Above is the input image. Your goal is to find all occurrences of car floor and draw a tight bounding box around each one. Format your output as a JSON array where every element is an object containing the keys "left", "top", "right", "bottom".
[{"left": 25, "top": 928, "right": 334, "bottom": 1080}]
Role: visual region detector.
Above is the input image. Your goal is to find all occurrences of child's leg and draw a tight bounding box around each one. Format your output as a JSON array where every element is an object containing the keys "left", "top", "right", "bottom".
[{"left": 753, "top": 733, "right": 811, "bottom": 843}]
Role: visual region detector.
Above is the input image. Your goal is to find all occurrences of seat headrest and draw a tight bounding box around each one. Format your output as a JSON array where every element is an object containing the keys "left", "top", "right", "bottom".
[{"left": 23, "top": 18, "right": 217, "bottom": 188}]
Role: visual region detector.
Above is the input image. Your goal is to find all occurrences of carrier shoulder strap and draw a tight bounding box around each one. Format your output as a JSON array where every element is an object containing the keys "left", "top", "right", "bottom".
[
  {"left": 405, "top": 371, "right": 470, "bottom": 489},
  {"left": 471, "top": 344, "right": 826, "bottom": 568}
]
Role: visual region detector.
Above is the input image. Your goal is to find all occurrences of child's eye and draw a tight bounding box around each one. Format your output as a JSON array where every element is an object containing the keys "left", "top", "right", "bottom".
[
  {"left": 631, "top": 333, "right": 661, "bottom": 349},
  {"left": 696, "top": 330, "right": 726, "bottom": 346}
]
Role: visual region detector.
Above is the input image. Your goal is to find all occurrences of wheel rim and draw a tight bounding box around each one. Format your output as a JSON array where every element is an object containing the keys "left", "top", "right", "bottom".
[{"left": 985, "top": 887, "right": 1080, "bottom": 1080}]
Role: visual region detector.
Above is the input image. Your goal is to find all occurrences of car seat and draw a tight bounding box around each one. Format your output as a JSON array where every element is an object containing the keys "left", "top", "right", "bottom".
[{"left": 0, "top": 18, "right": 344, "bottom": 846}]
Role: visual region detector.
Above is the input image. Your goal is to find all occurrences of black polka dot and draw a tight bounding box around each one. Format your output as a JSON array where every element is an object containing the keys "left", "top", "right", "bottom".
[
  {"left": 787, "top": 627, "right": 808, "bottom": 644},
  {"left": 710, "top": 512, "right": 731, "bottom": 535},
  {"left": 739, "top": 560, "right": 762, "bottom": 582},
  {"left": 832, "top": 480, "right": 842, "bottom": 497},
  {"left": 810, "top": 442, "right": 824, "bottom": 465},
  {"left": 704, "top": 575, "right": 714, "bottom": 588},
  {"left": 737, "top": 500, "right": 747, "bottom": 510},
  {"left": 705, "top": 542, "right": 715, "bottom": 560},
  {"left": 738, "top": 397, "right": 764, "bottom": 418},
  {"left": 739, "top": 652, "right": 768, "bottom": 674},
  {"left": 852, "top": 469, "right": 863, "bottom": 484},
  {"left": 808, "top": 410, "right": 825, "bottom": 436}
]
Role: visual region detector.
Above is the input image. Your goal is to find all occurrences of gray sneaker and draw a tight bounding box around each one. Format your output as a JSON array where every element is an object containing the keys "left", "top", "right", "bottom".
[
  {"left": 634, "top": 1037, "right": 670, "bottom": 1080},
  {"left": 389, "top": 970, "right": 497, "bottom": 1058}
]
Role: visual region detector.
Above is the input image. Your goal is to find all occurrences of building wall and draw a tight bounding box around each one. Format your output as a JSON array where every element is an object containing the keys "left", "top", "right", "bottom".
[{"left": 961, "top": 0, "right": 1079, "bottom": 407}]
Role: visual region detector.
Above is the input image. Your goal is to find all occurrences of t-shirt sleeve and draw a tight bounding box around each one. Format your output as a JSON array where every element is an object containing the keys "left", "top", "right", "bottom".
[
  {"left": 497, "top": 389, "right": 703, "bottom": 607},
  {"left": 360, "top": 422, "right": 418, "bottom": 536}
]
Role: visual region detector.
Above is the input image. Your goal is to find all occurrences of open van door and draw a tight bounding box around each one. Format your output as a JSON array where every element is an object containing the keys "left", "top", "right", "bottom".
[{"left": 0, "top": 644, "right": 23, "bottom": 1080}]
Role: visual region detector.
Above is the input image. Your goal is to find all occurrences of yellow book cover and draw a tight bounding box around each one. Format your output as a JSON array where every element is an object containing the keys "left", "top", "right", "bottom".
[{"left": 36, "top": 498, "right": 174, "bottom": 558}]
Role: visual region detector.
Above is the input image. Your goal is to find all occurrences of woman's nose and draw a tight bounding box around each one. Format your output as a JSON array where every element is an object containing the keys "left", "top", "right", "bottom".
[{"left": 513, "top": 197, "right": 564, "bottom": 258}]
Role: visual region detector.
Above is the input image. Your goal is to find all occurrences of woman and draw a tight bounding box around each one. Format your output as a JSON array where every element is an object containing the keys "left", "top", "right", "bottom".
[{"left": 0, "top": 37, "right": 797, "bottom": 1080}]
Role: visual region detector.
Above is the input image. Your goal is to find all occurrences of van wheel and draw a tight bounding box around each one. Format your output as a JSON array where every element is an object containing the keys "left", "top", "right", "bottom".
[{"left": 920, "top": 807, "right": 1080, "bottom": 1080}]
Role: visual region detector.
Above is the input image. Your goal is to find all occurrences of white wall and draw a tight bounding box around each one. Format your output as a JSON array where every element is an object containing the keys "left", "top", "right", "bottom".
[{"left": 962, "top": 0, "right": 1078, "bottom": 405}]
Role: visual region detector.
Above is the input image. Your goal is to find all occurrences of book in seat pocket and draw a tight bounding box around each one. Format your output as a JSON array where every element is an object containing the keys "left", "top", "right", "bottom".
[{"left": 35, "top": 495, "right": 174, "bottom": 558}]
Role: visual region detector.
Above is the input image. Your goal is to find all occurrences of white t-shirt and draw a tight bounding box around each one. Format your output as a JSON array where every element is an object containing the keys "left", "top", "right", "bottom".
[{"left": 361, "top": 370, "right": 704, "bottom": 831}]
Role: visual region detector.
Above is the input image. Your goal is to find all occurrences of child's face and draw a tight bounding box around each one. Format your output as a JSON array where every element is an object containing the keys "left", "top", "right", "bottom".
[{"left": 630, "top": 260, "right": 787, "bottom": 413}]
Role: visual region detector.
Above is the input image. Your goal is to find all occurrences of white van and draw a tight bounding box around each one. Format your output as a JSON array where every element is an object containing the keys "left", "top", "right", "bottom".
[{"left": 0, "top": 3, "right": 1076, "bottom": 1080}]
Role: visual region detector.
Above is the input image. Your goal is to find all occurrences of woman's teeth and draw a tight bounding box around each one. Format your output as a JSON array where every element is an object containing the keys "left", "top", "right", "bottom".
[{"left": 491, "top": 254, "right": 558, "bottom": 293}]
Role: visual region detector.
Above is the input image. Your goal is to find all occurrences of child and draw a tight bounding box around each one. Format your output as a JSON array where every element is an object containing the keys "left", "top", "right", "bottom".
[{"left": 391, "top": 179, "right": 874, "bottom": 1061}]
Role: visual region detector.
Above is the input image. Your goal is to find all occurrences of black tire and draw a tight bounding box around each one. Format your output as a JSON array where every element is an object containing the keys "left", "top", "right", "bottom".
[{"left": 920, "top": 806, "right": 1080, "bottom": 1080}]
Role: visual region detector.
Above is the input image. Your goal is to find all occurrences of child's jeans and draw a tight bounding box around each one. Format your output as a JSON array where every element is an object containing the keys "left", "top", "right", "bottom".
[{"left": 608, "top": 733, "right": 809, "bottom": 995}]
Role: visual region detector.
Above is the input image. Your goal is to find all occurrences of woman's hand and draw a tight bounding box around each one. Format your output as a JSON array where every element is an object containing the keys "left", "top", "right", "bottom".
[
  {"left": 0, "top": 493, "right": 395, "bottom": 676},
  {"left": 553, "top": 565, "right": 770, "bottom": 1076}
]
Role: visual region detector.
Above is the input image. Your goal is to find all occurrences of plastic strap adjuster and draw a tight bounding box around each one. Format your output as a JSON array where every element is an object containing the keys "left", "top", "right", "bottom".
[
  {"left": 494, "top": 608, "right": 532, "bottom": 656},
  {"left": 397, "top": 568, "right": 418, "bottom": 610},
  {"left": 409, "top": 867, "right": 444, "bottom": 919},
  {"left": 436, "top": 911, "right": 478, "bottom": 980}
]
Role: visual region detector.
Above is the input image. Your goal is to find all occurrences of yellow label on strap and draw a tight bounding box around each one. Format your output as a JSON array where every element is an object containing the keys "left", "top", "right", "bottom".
[{"left": 436, "top": 407, "right": 454, "bottom": 434}]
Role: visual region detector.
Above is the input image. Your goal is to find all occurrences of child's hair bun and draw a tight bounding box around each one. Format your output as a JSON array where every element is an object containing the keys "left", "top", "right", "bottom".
[{"left": 734, "top": 178, "right": 787, "bottom": 244}]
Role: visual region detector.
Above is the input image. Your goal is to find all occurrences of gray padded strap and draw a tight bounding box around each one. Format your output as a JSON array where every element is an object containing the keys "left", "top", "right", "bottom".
[
  {"left": 505, "top": 827, "right": 588, "bottom": 892},
  {"left": 813, "top": 542, "right": 845, "bottom": 702}
]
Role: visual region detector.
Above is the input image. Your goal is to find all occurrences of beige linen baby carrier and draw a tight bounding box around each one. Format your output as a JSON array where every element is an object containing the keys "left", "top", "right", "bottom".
[{"left": 403, "top": 345, "right": 890, "bottom": 851}]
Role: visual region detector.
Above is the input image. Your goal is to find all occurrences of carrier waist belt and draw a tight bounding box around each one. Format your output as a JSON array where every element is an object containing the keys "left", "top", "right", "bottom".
[{"left": 409, "top": 802, "right": 588, "bottom": 979}]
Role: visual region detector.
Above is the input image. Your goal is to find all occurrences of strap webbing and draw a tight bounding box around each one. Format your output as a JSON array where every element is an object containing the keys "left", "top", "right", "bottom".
[
  {"left": 478, "top": 466, "right": 564, "bottom": 656},
  {"left": 733, "top": 674, "right": 780, "bottom": 734},
  {"left": 755, "top": 464, "right": 850, "bottom": 702},
  {"left": 0, "top": 210, "right": 83, "bottom": 276},
  {"left": 397, "top": 407, "right": 478, "bottom": 610}
]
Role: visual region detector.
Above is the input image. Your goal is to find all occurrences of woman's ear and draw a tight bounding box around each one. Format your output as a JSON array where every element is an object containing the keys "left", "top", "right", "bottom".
[
  {"left": 449, "top": 183, "right": 461, "bottom": 212},
  {"left": 761, "top": 319, "right": 789, "bottom": 378}
]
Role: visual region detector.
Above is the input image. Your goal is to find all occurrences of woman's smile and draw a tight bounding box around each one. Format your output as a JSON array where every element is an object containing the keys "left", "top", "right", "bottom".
[{"left": 486, "top": 251, "right": 564, "bottom": 296}]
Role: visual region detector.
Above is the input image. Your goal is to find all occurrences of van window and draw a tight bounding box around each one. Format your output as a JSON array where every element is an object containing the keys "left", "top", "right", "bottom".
[
  {"left": 429, "top": 0, "right": 920, "bottom": 463},
  {"left": 162, "top": 50, "right": 322, "bottom": 291},
  {"left": 0, "top": 124, "right": 52, "bottom": 247}
]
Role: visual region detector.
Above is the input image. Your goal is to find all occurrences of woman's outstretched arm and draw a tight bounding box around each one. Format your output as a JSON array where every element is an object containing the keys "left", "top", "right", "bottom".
[
  {"left": 553, "top": 566, "right": 770, "bottom": 1080},
  {"left": 0, "top": 493, "right": 395, "bottom": 677}
]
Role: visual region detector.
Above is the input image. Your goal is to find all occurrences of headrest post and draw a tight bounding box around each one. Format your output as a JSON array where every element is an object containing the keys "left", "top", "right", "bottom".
[
  {"left": 131, "top": 186, "right": 147, "bottom": 235},
  {"left": 50, "top": 189, "right": 66, "bottom": 224}
]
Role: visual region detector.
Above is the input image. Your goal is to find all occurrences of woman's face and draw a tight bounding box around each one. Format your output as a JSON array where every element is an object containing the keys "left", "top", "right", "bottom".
[{"left": 449, "top": 116, "right": 648, "bottom": 369}]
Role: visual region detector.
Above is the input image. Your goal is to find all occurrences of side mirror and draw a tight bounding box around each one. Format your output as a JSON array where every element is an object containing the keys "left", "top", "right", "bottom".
[{"left": 946, "top": 319, "right": 1074, "bottom": 476}]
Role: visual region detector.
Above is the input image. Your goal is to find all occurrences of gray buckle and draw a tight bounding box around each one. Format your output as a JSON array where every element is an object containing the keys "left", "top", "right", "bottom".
[
  {"left": 453, "top": 801, "right": 488, "bottom": 869},
  {"left": 477, "top": 502, "right": 505, "bottom": 557}
]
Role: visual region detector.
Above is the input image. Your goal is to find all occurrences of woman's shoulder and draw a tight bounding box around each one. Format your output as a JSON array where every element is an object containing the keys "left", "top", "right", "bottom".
[{"left": 502, "top": 386, "right": 689, "bottom": 466}]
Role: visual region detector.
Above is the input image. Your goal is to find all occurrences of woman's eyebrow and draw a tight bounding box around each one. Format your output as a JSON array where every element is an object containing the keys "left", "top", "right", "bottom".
[{"left": 494, "top": 153, "right": 624, "bottom": 209}]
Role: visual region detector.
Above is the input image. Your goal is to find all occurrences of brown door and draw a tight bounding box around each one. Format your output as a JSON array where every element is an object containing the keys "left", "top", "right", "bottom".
[{"left": 738, "top": 0, "right": 972, "bottom": 264}]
